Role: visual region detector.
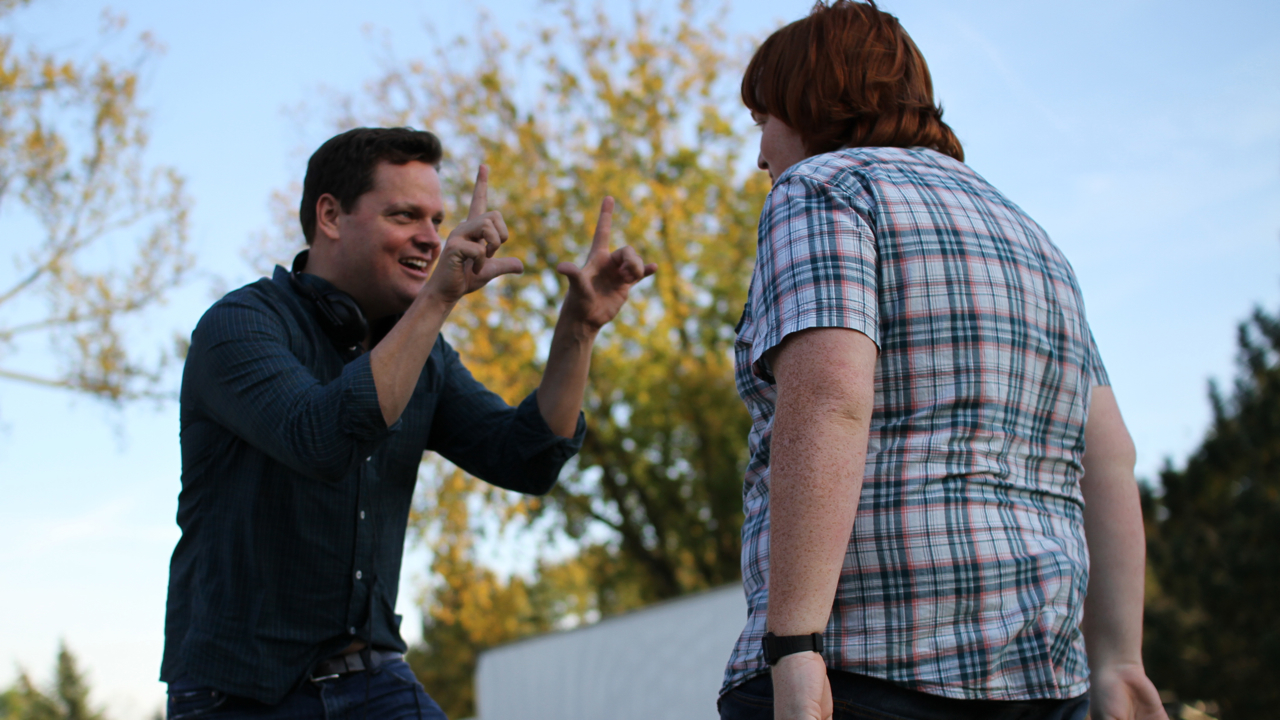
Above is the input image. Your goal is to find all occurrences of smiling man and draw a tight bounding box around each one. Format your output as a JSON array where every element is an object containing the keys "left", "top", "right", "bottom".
[{"left": 160, "top": 127, "right": 654, "bottom": 719}]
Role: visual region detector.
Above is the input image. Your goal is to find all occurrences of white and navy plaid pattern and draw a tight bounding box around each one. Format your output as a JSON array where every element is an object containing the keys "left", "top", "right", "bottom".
[{"left": 723, "top": 147, "right": 1108, "bottom": 701}]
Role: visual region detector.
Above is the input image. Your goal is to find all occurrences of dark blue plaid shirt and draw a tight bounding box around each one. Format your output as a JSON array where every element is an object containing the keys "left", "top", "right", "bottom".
[{"left": 161, "top": 267, "right": 584, "bottom": 703}]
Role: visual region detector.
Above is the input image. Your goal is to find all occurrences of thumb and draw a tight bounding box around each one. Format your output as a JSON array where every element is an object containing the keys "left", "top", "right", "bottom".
[
  {"left": 475, "top": 256, "right": 524, "bottom": 283},
  {"left": 557, "top": 260, "right": 585, "bottom": 290}
]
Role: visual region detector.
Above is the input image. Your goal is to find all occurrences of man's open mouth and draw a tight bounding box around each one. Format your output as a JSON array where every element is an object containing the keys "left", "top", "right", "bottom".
[{"left": 399, "top": 258, "right": 430, "bottom": 271}]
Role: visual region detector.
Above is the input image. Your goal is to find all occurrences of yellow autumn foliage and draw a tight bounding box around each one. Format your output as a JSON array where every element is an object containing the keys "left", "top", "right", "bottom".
[{"left": 0, "top": 3, "right": 191, "bottom": 402}]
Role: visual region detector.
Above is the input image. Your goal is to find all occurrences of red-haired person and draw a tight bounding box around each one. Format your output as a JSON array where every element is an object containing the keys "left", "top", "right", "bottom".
[{"left": 719, "top": 3, "right": 1164, "bottom": 720}]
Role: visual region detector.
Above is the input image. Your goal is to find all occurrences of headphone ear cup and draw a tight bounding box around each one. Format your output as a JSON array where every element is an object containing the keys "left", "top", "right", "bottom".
[{"left": 319, "top": 291, "right": 370, "bottom": 349}]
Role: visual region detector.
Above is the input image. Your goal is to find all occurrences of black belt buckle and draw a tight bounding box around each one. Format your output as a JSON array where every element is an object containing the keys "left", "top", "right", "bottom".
[
  {"left": 310, "top": 649, "right": 363, "bottom": 683},
  {"left": 309, "top": 648, "right": 400, "bottom": 683}
]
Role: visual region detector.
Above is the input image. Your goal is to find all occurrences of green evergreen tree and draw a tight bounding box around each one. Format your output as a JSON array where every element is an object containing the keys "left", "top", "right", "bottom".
[
  {"left": 0, "top": 643, "right": 106, "bottom": 720},
  {"left": 1142, "top": 304, "right": 1280, "bottom": 719}
]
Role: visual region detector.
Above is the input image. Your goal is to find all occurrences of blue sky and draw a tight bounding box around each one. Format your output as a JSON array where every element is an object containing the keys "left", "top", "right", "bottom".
[{"left": 1, "top": 0, "right": 1277, "bottom": 717}]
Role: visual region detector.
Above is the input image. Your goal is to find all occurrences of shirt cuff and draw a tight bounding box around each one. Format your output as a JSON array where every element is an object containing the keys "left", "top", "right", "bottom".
[
  {"left": 513, "top": 390, "right": 586, "bottom": 462},
  {"left": 750, "top": 303, "right": 879, "bottom": 384}
]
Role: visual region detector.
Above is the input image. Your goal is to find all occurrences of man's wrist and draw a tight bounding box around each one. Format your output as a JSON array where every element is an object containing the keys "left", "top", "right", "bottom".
[
  {"left": 555, "top": 310, "right": 603, "bottom": 341},
  {"left": 415, "top": 285, "right": 458, "bottom": 316}
]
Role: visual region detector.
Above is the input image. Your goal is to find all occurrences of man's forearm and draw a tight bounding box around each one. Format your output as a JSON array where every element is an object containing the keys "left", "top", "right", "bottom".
[
  {"left": 535, "top": 311, "right": 599, "bottom": 438},
  {"left": 370, "top": 289, "right": 454, "bottom": 427}
]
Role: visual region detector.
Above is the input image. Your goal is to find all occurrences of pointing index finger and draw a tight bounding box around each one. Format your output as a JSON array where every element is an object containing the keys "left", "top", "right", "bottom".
[
  {"left": 591, "top": 196, "right": 614, "bottom": 255},
  {"left": 467, "top": 164, "right": 489, "bottom": 221}
]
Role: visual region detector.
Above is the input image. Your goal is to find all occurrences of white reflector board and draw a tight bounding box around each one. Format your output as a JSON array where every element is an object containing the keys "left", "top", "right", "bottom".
[{"left": 475, "top": 584, "right": 747, "bottom": 720}]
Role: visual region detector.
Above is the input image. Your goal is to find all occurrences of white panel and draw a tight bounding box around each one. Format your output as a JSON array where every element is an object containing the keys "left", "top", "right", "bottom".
[{"left": 475, "top": 584, "right": 749, "bottom": 720}]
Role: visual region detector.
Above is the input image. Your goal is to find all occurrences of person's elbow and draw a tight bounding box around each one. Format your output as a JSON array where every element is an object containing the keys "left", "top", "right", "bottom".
[
  {"left": 1081, "top": 385, "right": 1137, "bottom": 492},
  {"left": 480, "top": 453, "right": 567, "bottom": 496}
]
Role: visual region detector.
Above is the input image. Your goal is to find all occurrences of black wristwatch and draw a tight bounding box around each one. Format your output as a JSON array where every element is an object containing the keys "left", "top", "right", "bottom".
[{"left": 763, "top": 631, "right": 824, "bottom": 665}]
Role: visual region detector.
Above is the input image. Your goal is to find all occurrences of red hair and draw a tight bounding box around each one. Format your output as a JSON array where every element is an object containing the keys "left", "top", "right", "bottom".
[{"left": 742, "top": 0, "right": 964, "bottom": 162}]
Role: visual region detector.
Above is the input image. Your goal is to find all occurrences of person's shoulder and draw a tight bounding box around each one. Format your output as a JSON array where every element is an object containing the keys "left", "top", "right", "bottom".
[
  {"left": 193, "top": 269, "right": 297, "bottom": 339},
  {"left": 769, "top": 149, "right": 906, "bottom": 208}
]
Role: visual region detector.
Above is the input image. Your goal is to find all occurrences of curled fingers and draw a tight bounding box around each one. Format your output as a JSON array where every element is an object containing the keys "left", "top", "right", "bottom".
[{"left": 611, "top": 245, "right": 654, "bottom": 284}]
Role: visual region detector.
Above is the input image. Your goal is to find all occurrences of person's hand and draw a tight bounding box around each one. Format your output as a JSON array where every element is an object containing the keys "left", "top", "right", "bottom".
[
  {"left": 425, "top": 165, "right": 523, "bottom": 305},
  {"left": 556, "top": 197, "right": 656, "bottom": 331},
  {"left": 1088, "top": 662, "right": 1165, "bottom": 720},
  {"left": 771, "top": 652, "right": 831, "bottom": 720}
]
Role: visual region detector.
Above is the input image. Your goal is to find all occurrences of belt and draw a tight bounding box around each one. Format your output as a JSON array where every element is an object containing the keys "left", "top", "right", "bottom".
[{"left": 310, "top": 649, "right": 403, "bottom": 682}]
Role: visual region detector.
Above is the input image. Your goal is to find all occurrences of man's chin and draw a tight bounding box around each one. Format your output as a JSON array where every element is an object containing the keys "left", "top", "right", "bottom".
[{"left": 391, "top": 288, "right": 424, "bottom": 315}]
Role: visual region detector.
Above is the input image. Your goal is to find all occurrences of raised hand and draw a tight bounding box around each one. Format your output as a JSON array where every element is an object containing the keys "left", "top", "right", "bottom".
[
  {"left": 426, "top": 165, "right": 523, "bottom": 305},
  {"left": 557, "top": 197, "right": 657, "bottom": 331}
]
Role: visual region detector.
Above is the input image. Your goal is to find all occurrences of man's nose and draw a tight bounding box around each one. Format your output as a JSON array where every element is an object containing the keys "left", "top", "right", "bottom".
[
  {"left": 413, "top": 225, "right": 441, "bottom": 248},
  {"left": 757, "top": 152, "right": 768, "bottom": 171}
]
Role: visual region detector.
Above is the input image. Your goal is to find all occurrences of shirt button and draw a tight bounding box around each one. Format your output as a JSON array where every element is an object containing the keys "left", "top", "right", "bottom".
[
  {"left": 348, "top": 627, "right": 356, "bottom": 635},
  {"left": 360, "top": 511, "right": 366, "bottom": 520},
  {"left": 366, "top": 456, "right": 373, "bottom": 462},
  {"left": 355, "top": 570, "right": 363, "bottom": 580}
]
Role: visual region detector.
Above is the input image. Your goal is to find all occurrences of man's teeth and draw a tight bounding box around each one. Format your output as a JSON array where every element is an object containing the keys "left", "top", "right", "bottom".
[{"left": 400, "top": 258, "right": 428, "bottom": 270}]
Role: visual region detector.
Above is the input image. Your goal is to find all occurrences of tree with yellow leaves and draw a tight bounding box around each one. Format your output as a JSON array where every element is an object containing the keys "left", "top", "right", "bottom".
[
  {"left": 0, "top": 1, "right": 191, "bottom": 402},
  {"left": 363, "top": 0, "right": 766, "bottom": 598}
]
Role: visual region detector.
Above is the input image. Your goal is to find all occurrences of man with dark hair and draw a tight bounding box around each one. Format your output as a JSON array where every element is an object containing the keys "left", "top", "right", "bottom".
[{"left": 161, "top": 126, "right": 655, "bottom": 718}]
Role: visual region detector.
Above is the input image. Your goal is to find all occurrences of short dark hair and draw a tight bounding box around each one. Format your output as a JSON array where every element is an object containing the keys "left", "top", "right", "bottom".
[
  {"left": 742, "top": 0, "right": 963, "bottom": 161},
  {"left": 299, "top": 127, "right": 444, "bottom": 244}
]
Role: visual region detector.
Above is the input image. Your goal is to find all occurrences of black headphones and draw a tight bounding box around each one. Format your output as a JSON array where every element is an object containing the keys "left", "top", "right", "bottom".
[{"left": 288, "top": 249, "right": 370, "bottom": 352}]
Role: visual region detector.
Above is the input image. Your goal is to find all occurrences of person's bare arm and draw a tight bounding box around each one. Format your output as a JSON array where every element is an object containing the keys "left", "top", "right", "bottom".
[
  {"left": 371, "top": 166, "right": 522, "bottom": 426},
  {"left": 766, "top": 327, "right": 878, "bottom": 720},
  {"left": 535, "top": 197, "right": 656, "bottom": 437},
  {"left": 1080, "top": 386, "right": 1165, "bottom": 720}
]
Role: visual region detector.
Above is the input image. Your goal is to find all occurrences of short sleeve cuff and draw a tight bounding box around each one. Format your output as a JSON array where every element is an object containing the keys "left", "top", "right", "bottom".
[{"left": 750, "top": 305, "right": 879, "bottom": 383}]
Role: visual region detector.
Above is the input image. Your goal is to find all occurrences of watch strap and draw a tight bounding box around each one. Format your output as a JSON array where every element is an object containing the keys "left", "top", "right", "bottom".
[{"left": 763, "top": 631, "right": 824, "bottom": 665}]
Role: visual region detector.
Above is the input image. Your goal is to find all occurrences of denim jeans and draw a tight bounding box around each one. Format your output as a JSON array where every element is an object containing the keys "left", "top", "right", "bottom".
[
  {"left": 718, "top": 671, "right": 1090, "bottom": 720},
  {"left": 166, "top": 659, "right": 447, "bottom": 720}
]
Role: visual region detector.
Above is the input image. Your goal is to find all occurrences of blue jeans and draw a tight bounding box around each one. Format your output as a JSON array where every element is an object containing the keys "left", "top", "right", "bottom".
[
  {"left": 718, "top": 671, "right": 1090, "bottom": 720},
  {"left": 166, "top": 659, "right": 447, "bottom": 720}
]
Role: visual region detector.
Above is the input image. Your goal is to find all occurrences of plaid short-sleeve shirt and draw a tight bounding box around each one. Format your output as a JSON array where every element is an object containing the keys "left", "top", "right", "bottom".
[{"left": 723, "top": 147, "right": 1108, "bottom": 701}]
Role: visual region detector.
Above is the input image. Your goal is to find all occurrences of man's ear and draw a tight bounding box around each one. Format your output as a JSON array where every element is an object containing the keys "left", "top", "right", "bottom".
[{"left": 314, "top": 194, "right": 343, "bottom": 242}]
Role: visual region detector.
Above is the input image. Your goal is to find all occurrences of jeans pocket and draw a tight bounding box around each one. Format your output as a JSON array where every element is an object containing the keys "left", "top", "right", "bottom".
[
  {"left": 718, "top": 676, "right": 774, "bottom": 720},
  {"left": 378, "top": 659, "right": 422, "bottom": 689},
  {"left": 167, "top": 685, "right": 229, "bottom": 719}
]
